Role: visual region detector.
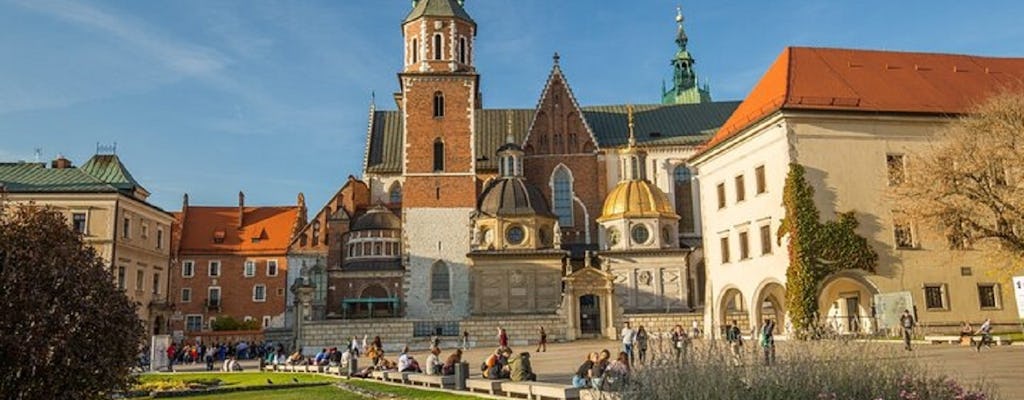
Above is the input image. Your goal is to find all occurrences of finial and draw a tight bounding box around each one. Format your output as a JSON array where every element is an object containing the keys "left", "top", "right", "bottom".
[
  {"left": 506, "top": 110, "right": 514, "bottom": 144},
  {"left": 676, "top": 5, "right": 684, "bottom": 24},
  {"left": 627, "top": 104, "right": 636, "bottom": 148},
  {"left": 553, "top": 52, "right": 560, "bottom": 65}
]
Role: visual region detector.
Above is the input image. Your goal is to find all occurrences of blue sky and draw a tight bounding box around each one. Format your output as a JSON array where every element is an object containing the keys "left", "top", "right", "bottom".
[{"left": 2, "top": 0, "right": 1023, "bottom": 212}]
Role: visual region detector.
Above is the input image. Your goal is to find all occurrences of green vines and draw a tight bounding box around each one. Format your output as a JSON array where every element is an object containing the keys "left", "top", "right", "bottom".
[{"left": 778, "top": 163, "right": 878, "bottom": 337}]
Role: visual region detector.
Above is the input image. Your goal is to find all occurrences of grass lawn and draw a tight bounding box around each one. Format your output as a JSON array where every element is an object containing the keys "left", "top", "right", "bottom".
[
  {"left": 181, "top": 385, "right": 363, "bottom": 400},
  {"left": 135, "top": 372, "right": 487, "bottom": 399},
  {"left": 346, "top": 380, "right": 489, "bottom": 399},
  {"left": 137, "top": 372, "right": 337, "bottom": 389}
]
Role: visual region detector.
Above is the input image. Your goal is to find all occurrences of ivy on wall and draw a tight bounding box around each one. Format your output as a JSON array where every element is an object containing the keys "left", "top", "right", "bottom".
[{"left": 777, "top": 163, "right": 878, "bottom": 336}]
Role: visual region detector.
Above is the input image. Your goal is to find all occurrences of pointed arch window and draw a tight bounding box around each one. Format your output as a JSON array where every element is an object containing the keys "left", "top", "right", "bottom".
[
  {"left": 433, "top": 91, "right": 444, "bottom": 118},
  {"left": 411, "top": 38, "right": 419, "bottom": 64},
  {"left": 389, "top": 183, "right": 402, "bottom": 204},
  {"left": 458, "top": 37, "right": 467, "bottom": 64},
  {"left": 552, "top": 165, "right": 574, "bottom": 227},
  {"left": 433, "top": 33, "right": 443, "bottom": 60},
  {"left": 430, "top": 261, "right": 450, "bottom": 301},
  {"left": 433, "top": 139, "right": 445, "bottom": 172}
]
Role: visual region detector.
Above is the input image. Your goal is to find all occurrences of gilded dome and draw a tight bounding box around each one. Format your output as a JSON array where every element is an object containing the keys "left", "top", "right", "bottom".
[
  {"left": 478, "top": 177, "right": 555, "bottom": 218},
  {"left": 598, "top": 180, "right": 678, "bottom": 222}
]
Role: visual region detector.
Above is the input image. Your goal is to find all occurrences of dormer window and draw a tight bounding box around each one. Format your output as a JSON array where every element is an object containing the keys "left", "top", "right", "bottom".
[
  {"left": 433, "top": 33, "right": 443, "bottom": 60},
  {"left": 213, "top": 230, "right": 226, "bottom": 244}
]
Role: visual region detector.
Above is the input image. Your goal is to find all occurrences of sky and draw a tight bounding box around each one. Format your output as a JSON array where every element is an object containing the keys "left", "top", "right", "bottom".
[{"left": 2, "top": 0, "right": 1024, "bottom": 212}]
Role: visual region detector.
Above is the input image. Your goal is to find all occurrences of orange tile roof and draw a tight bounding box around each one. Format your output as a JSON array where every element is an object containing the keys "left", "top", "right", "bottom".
[
  {"left": 178, "top": 205, "right": 301, "bottom": 255},
  {"left": 701, "top": 47, "right": 1024, "bottom": 156}
]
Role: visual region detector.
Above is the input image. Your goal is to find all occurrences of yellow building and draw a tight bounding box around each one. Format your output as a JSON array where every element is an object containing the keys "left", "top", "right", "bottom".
[{"left": 0, "top": 153, "right": 175, "bottom": 335}]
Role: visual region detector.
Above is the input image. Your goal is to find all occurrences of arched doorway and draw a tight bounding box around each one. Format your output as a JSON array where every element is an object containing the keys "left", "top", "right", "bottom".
[
  {"left": 753, "top": 281, "right": 787, "bottom": 329},
  {"left": 818, "top": 272, "right": 878, "bottom": 335},
  {"left": 717, "top": 287, "right": 746, "bottom": 333},
  {"left": 579, "top": 295, "right": 602, "bottom": 336}
]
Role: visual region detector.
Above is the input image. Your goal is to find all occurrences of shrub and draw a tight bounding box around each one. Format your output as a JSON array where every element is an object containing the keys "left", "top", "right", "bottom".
[{"left": 211, "top": 315, "right": 261, "bottom": 331}]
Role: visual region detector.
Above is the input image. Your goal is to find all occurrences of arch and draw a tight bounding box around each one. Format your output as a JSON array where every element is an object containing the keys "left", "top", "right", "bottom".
[
  {"left": 716, "top": 285, "right": 746, "bottom": 332},
  {"left": 550, "top": 164, "right": 574, "bottom": 227},
  {"left": 433, "top": 138, "right": 445, "bottom": 172},
  {"left": 388, "top": 182, "right": 402, "bottom": 204},
  {"left": 360, "top": 283, "right": 389, "bottom": 299},
  {"left": 433, "top": 91, "right": 445, "bottom": 118},
  {"left": 751, "top": 279, "right": 787, "bottom": 328},
  {"left": 430, "top": 261, "right": 450, "bottom": 301},
  {"left": 411, "top": 37, "right": 419, "bottom": 64},
  {"left": 433, "top": 33, "right": 443, "bottom": 60},
  {"left": 817, "top": 271, "right": 880, "bottom": 334}
]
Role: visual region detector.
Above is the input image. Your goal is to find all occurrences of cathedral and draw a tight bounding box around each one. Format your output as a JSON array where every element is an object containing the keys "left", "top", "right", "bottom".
[{"left": 286, "top": 0, "right": 739, "bottom": 342}]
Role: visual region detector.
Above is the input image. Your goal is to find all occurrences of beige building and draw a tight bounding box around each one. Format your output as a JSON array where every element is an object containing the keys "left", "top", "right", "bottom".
[
  {"left": 692, "top": 47, "right": 1024, "bottom": 336},
  {"left": 0, "top": 153, "right": 175, "bottom": 335}
]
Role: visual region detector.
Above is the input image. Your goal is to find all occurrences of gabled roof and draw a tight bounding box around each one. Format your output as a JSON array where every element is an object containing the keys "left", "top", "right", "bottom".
[
  {"left": 0, "top": 154, "right": 148, "bottom": 197},
  {"left": 404, "top": 0, "right": 474, "bottom": 25},
  {"left": 523, "top": 62, "right": 600, "bottom": 149},
  {"left": 178, "top": 205, "right": 301, "bottom": 254},
  {"left": 701, "top": 47, "right": 1024, "bottom": 156}
]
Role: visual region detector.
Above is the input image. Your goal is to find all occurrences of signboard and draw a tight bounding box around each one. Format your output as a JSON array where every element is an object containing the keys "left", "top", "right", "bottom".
[
  {"left": 151, "top": 335, "right": 171, "bottom": 372},
  {"left": 1012, "top": 276, "right": 1024, "bottom": 319},
  {"left": 874, "top": 291, "right": 914, "bottom": 330}
]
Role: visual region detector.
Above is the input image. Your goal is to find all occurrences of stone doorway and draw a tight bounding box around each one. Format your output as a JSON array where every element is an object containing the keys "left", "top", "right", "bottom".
[{"left": 579, "top": 295, "right": 602, "bottom": 336}]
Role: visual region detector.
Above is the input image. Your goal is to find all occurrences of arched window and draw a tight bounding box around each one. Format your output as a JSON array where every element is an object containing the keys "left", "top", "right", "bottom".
[
  {"left": 311, "top": 267, "right": 326, "bottom": 302},
  {"left": 389, "top": 183, "right": 402, "bottom": 204},
  {"left": 430, "top": 261, "right": 450, "bottom": 301},
  {"left": 411, "top": 38, "right": 419, "bottom": 64},
  {"left": 458, "top": 37, "right": 467, "bottom": 64},
  {"left": 311, "top": 220, "right": 321, "bottom": 246},
  {"left": 552, "top": 165, "right": 574, "bottom": 227},
  {"left": 433, "top": 139, "right": 445, "bottom": 172},
  {"left": 674, "top": 165, "right": 695, "bottom": 233},
  {"left": 433, "top": 33, "right": 443, "bottom": 60},
  {"left": 433, "top": 91, "right": 444, "bottom": 118}
]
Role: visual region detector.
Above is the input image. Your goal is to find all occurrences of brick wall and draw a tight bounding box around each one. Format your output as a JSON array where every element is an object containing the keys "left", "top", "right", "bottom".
[{"left": 170, "top": 253, "right": 288, "bottom": 332}]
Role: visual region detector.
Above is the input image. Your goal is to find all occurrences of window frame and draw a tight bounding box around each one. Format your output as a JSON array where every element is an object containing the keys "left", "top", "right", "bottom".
[
  {"left": 267, "top": 259, "right": 279, "bottom": 277},
  {"left": 181, "top": 288, "right": 192, "bottom": 303},
  {"left": 893, "top": 221, "right": 916, "bottom": 249},
  {"left": 977, "top": 283, "right": 1001, "bottom": 310},
  {"left": 734, "top": 174, "right": 746, "bottom": 203},
  {"left": 208, "top": 260, "right": 221, "bottom": 277},
  {"left": 433, "top": 139, "right": 445, "bottom": 172},
  {"left": 72, "top": 212, "right": 88, "bottom": 234},
  {"left": 716, "top": 183, "right": 726, "bottom": 210},
  {"left": 182, "top": 260, "right": 195, "bottom": 278},
  {"left": 759, "top": 224, "right": 773, "bottom": 255},
  {"left": 551, "top": 165, "right": 575, "bottom": 227},
  {"left": 122, "top": 215, "right": 131, "bottom": 239},
  {"left": 411, "top": 37, "right": 419, "bottom": 64},
  {"left": 135, "top": 269, "right": 145, "bottom": 292},
  {"left": 430, "top": 261, "right": 451, "bottom": 302},
  {"left": 755, "top": 165, "right": 767, "bottom": 195},
  {"left": 886, "top": 153, "right": 906, "bottom": 186},
  {"left": 185, "top": 314, "right": 203, "bottom": 332},
  {"left": 152, "top": 272, "right": 160, "bottom": 295},
  {"left": 244, "top": 260, "right": 256, "bottom": 278},
  {"left": 923, "top": 284, "right": 948, "bottom": 311},
  {"left": 156, "top": 227, "right": 164, "bottom": 249},
  {"left": 208, "top": 286, "right": 222, "bottom": 307},
  {"left": 720, "top": 235, "right": 730, "bottom": 264},
  {"left": 253, "top": 284, "right": 267, "bottom": 303},
  {"left": 433, "top": 33, "right": 443, "bottom": 60},
  {"left": 433, "top": 91, "right": 445, "bottom": 118},
  {"left": 738, "top": 230, "right": 750, "bottom": 260},
  {"left": 117, "top": 266, "right": 126, "bottom": 290}
]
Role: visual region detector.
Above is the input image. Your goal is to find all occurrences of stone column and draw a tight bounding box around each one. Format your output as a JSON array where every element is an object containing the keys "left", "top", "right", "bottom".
[{"left": 291, "top": 280, "right": 316, "bottom": 351}]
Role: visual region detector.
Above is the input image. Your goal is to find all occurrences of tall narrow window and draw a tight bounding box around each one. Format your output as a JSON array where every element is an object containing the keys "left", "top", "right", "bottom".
[
  {"left": 389, "top": 183, "right": 402, "bottom": 204},
  {"left": 136, "top": 270, "right": 144, "bottom": 291},
  {"left": 433, "top": 139, "right": 445, "bottom": 172},
  {"left": 755, "top": 165, "right": 767, "bottom": 194},
  {"left": 72, "top": 212, "right": 87, "bottom": 234},
  {"left": 156, "top": 228, "right": 164, "bottom": 249},
  {"left": 431, "top": 261, "right": 450, "bottom": 301},
  {"left": 720, "top": 236, "right": 730, "bottom": 263},
  {"left": 760, "top": 224, "right": 772, "bottom": 255},
  {"left": 123, "top": 216, "right": 131, "bottom": 238},
  {"left": 739, "top": 231, "right": 750, "bottom": 260},
  {"left": 552, "top": 166, "right": 574, "bottom": 226},
  {"left": 735, "top": 175, "right": 746, "bottom": 203},
  {"left": 311, "top": 221, "right": 320, "bottom": 246},
  {"left": 716, "top": 183, "right": 726, "bottom": 209},
  {"left": 433, "top": 91, "right": 444, "bottom": 118},
  {"left": 887, "top": 154, "right": 905, "bottom": 186},
  {"left": 433, "top": 33, "right": 443, "bottom": 60},
  {"left": 117, "top": 266, "right": 126, "bottom": 289},
  {"left": 894, "top": 222, "right": 915, "bottom": 249},
  {"left": 411, "top": 38, "right": 418, "bottom": 63},
  {"left": 152, "top": 273, "right": 160, "bottom": 295},
  {"left": 458, "top": 37, "right": 467, "bottom": 64},
  {"left": 673, "top": 166, "right": 694, "bottom": 233}
]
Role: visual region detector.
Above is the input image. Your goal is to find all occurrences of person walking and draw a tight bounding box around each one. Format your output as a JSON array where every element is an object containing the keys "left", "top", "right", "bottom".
[
  {"left": 670, "top": 324, "right": 687, "bottom": 362},
  {"left": 976, "top": 318, "right": 994, "bottom": 352},
  {"left": 462, "top": 330, "right": 470, "bottom": 350},
  {"left": 497, "top": 327, "right": 509, "bottom": 349},
  {"left": 726, "top": 320, "right": 744, "bottom": 366},
  {"left": 536, "top": 326, "right": 548, "bottom": 352},
  {"left": 620, "top": 322, "right": 636, "bottom": 365},
  {"left": 166, "top": 343, "right": 177, "bottom": 372},
  {"left": 760, "top": 318, "right": 776, "bottom": 366},
  {"left": 635, "top": 326, "right": 649, "bottom": 364},
  {"left": 899, "top": 309, "right": 915, "bottom": 351}
]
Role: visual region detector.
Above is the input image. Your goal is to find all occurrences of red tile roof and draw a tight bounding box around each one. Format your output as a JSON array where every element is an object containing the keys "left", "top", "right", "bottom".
[
  {"left": 701, "top": 47, "right": 1024, "bottom": 156},
  {"left": 178, "top": 206, "right": 301, "bottom": 255}
]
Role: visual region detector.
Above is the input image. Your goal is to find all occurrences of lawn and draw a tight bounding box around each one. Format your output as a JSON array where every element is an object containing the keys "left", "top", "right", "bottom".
[
  {"left": 137, "top": 372, "right": 337, "bottom": 390},
  {"left": 183, "top": 385, "right": 363, "bottom": 400}
]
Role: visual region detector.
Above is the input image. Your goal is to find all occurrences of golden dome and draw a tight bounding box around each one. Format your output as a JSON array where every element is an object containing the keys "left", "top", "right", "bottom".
[{"left": 598, "top": 180, "right": 679, "bottom": 222}]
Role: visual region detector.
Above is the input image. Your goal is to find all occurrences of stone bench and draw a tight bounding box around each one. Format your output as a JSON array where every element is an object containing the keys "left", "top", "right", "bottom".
[
  {"left": 466, "top": 378, "right": 507, "bottom": 395},
  {"left": 370, "top": 370, "right": 388, "bottom": 380},
  {"left": 406, "top": 373, "right": 456, "bottom": 388},
  {"left": 529, "top": 382, "right": 581, "bottom": 400},
  {"left": 925, "top": 335, "right": 1004, "bottom": 345},
  {"left": 384, "top": 371, "right": 412, "bottom": 383},
  {"left": 502, "top": 381, "right": 535, "bottom": 399}
]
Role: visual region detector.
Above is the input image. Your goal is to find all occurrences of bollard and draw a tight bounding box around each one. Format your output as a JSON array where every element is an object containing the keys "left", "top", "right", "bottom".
[
  {"left": 347, "top": 358, "right": 358, "bottom": 378},
  {"left": 454, "top": 361, "right": 469, "bottom": 391}
]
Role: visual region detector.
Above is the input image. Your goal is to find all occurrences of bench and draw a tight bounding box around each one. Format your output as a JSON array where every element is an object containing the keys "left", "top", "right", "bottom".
[
  {"left": 384, "top": 371, "right": 412, "bottom": 383},
  {"left": 406, "top": 374, "right": 455, "bottom": 388},
  {"left": 529, "top": 382, "right": 581, "bottom": 400},
  {"left": 370, "top": 370, "right": 388, "bottom": 380},
  {"left": 466, "top": 378, "right": 507, "bottom": 395},
  {"left": 925, "top": 335, "right": 1004, "bottom": 345}
]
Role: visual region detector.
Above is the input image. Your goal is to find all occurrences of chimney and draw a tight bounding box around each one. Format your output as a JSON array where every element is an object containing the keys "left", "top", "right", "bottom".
[
  {"left": 51, "top": 155, "right": 72, "bottom": 169},
  {"left": 238, "top": 191, "right": 245, "bottom": 228},
  {"left": 182, "top": 193, "right": 190, "bottom": 211}
]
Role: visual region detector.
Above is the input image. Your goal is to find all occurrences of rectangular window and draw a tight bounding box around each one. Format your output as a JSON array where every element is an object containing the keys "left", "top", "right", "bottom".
[
  {"left": 185, "top": 315, "right": 203, "bottom": 332},
  {"left": 760, "top": 224, "right": 772, "bottom": 255},
  {"left": 117, "top": 266, "right": 126, "bottom": 290},
  {"left": 978, "top": 284, "right": 1000, "bottom": 309},
  {"left": 152, "top": 273, "right": 160, "bottom": 295},
  {"left": 208, "top": 261, "right": 221, "bottom": 277},
  {"left": 887, "top": 154, "right": 905, "bottom": 186},
  {"left": 208, "top": 287, "right": 221, "bottom": 307},
  {"left": 894, "top": 222, "right": 915, "bottom": 249},
  {"left": 267, "top": 260, "right": 279, "bottom": 277},
  {"left": 181, "top": 288, "right": 192, "bottom": 303},
  {"left": 739, "top": 231, "right": 750, "bottom": 260},
  {"left": 122, "top": 216, "right": 131, "bottom": 239},
  {"left": 717, "top": 183, "right": 726, "bottom": 209},
  {"left": 924, "top": 284, "right": 947, "bottom": 310},
  {"left": 182, "top": 260, "right": 195, "bottom": 278},
  {"left": 262, "top": 316, "right": 272, "bottom": 328},
  {"left": 244, "top": 261, "right": 256, "bottom": 277},
  {"left": 136, "top": 270, "right": 145, "bottom": 291},
  {"left": 156, "top": 228, "right": 163, "bottom": 249},
  {"left": 72, "top": 212, "right": 87, "bottom": 234},
  {"left": 720, "top": 236, "right": 730, "bottom": 263},
  {"left": 755, "top": 166, "right": 766, "bottom": 194},
  {"left": 253, "top": 284, "right": 267, "bottom": 302},
  {"left": 735, "top": 175, "right": 746, "bottom": 203},
  {"left": 141, "top": 223, "right": 148, "bottom": 239}
]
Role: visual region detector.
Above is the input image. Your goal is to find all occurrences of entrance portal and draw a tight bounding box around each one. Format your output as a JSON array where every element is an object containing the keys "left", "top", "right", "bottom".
[{"left": 579, "top": 295, "right": 601, "bottom": 335}]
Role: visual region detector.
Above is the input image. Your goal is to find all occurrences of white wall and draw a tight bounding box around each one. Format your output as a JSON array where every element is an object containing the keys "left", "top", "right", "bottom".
[{"left": 403, "top": 207, "right": 474, "bottom": 320}]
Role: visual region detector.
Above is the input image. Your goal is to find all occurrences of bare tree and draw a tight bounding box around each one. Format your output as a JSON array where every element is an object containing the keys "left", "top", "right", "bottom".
[
  {"left": 0, "top": 203, "right": 145, "bottom": 399},
  {"left": 894, "top": 92, "right": 1024, "bottom": 275}
]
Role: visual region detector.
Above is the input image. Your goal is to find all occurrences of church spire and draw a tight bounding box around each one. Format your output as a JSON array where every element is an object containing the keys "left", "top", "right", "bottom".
[{"left": 661, "top": 4, "right": 711, "bottom": 105}]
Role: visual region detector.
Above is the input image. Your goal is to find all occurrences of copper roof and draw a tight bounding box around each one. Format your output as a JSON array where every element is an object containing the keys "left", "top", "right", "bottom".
[{"left": 701, "top": 47, "right": 1024, "bottom": 156}]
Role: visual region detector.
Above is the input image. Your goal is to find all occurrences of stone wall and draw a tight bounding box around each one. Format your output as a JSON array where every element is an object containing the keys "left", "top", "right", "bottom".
[
  {"left": 620, "top": 312, "right": 706, "bottom": 338},
  {"left": 403, "top": 208, "right": 473, "bottom": 320}
]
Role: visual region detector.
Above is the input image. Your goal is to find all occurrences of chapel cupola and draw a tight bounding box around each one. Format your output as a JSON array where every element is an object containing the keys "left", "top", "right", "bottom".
[
  {"left": 661, "top": 5, "right": 711, "bottom": 104},
  {"left": 403, "top": 0, "right": 476, "bottom": 74}
]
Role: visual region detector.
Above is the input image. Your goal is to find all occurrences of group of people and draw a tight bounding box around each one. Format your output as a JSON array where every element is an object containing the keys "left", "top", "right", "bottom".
[
  {"left": 481, "top": 346, "right": 537, "bottom": 381},
  {"left": 572, "top": 349, "right": 631, "bottom": 391},
  {"left": 902, "top": 310, "right": 996, "bottom": 352},
  {"left": 164, "top": 340, "right": 262, "bottom": 372}
]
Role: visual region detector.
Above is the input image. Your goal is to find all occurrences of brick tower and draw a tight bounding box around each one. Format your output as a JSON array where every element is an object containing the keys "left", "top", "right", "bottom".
[{"left": 398, "top": 0, "right": 479, "bottom": 320}]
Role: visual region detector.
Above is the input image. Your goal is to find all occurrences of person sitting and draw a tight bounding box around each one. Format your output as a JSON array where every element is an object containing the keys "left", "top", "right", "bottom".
[
  {"left": 221, "top": 355, "right": 243, "bottom": 372},
  {"left": 508, "top": 352, "right": 537, "bottom": 382},
  {"left": 572, "top": 352, "right": 596, "bottom": 389},
  {"left": 442, "top": 349, "right": 462, "bottom": 376},
  {"left": 286, "top": 348, "right": 304, "bottom": 366},
  {"left": 314, "top": 348, "right": 329, "bottom": 366},
  {"left": 603, "top": 351, "right": 631, "bottom": 391},
  {"left": 482, "top": 348, "right": 510, "bottom": 379},
  {"left": 397, "top": 346, "right": 421, "bottom": 373},
  {"left": 959, "top": 321, "right": 974, "bottom": 345},
  {"left": 365, "top": 345, "right": 382, "bottom": 367},
  {"left": 425, "top": 347, "right": 443, "bottom": 375},
  {"left": 590, "top": 350, "right": 611, "bottom": 390}
]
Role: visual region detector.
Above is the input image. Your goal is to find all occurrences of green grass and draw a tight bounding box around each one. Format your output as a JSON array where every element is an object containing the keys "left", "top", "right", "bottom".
[
  {"left": 181, "top": 385, "right": 364, "bottom": 400},
  {"left": 137, "top": 372, "right": 338, "bottom": 388},
  {"left": 345, "top": 380, "right": 488, "bottom": 399}
]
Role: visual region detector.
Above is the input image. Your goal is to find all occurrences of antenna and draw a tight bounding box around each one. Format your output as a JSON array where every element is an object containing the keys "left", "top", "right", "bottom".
[
  {"left": 33, "top": 148, "right": 41, "bottom": 162},
  {"left": 96, "top": 142, "right": 117, "bottom": 155}
]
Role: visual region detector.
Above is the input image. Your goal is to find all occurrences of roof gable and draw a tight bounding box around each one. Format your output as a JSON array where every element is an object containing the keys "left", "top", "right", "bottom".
[{"left": 523, "top": 62, "right": 599, "bottom": 153}]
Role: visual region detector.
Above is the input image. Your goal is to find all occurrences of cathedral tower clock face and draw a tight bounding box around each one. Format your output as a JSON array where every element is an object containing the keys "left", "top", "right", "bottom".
[{"left": 506, "top": 226, "right": 525, "bottom": 245}]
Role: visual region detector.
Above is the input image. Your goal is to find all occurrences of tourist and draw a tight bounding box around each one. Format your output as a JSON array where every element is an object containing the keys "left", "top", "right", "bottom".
[
  {"left": 340, "top": 347, "right": 353, "bottom": 369},
  {"left": 314, "top": 348, "right": 329, "bottom": 366},
  {"left": 509, "top": 351, "right": 537, "bottom": 382},
  {"left": 620, "top": 321, "right": 636, "bottom": 364},
  {"left": 536, "top": 326, "right": 548, "bottom": 352},
  {"left": 442, "top": 349, "right": 462, "bottom": 375},
  {"left": 635, "top": 326, "right": 649, "bottom": 363},
  {"left": 221, "top": 354, "right": 243, "bottom": 372},
  {"left": 350, "top": 336, "right": 361, "bottom": 357},
  {"left": 366, "top": 343, "right": 382, "bottom": 367},
  {"left": 425, "top": 347, "right": 443, "bottom": 375},
  {"left": 497, "top": 327, "right": 509, "bottom": 348},
  {"left": 286, "top": 348, "right": 305, "bottom": 366},
  {"left": 726, "top": 319, "right": 744, "bottom": 365},
  {"left": 398, "top": 346, "right": 421, "bottom": 373},
  {"left": 959, "top": 321, "right": 975, "bottom": 345},
  {"left": 976, "top": 318, "right": 994, "bottom": 352},
  {"left": 204, "top": 344, "right": 215, "bottom": 371},
  {"left": 760, "top": 319, "right": 776, "bottom": 366},
  {"left": 482, "top": 348, "right": 510, "bottom": 379},
  {"left": 430, "top": 334, "right": 441, "bottom": 351},
  {"left": 571, "top": 352, "right": 596, "bottom": 389},
  {"left": 590, "top": 349, "right": 611, "bottom": 390},
  {"left": 899, "top": 309, "right": 915, "bottom": 351},
  {"left": 670, "top": 324, "right": 688, "bottom": 361},
  {"left": 604, "top": 351, "right": 631, "bottom": 391},
  {"left": 691, "top": 320, "right": 702, "bottom": 339},
  {"left": 462, "top": 330, "right": 471, "bottom": 350}
]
